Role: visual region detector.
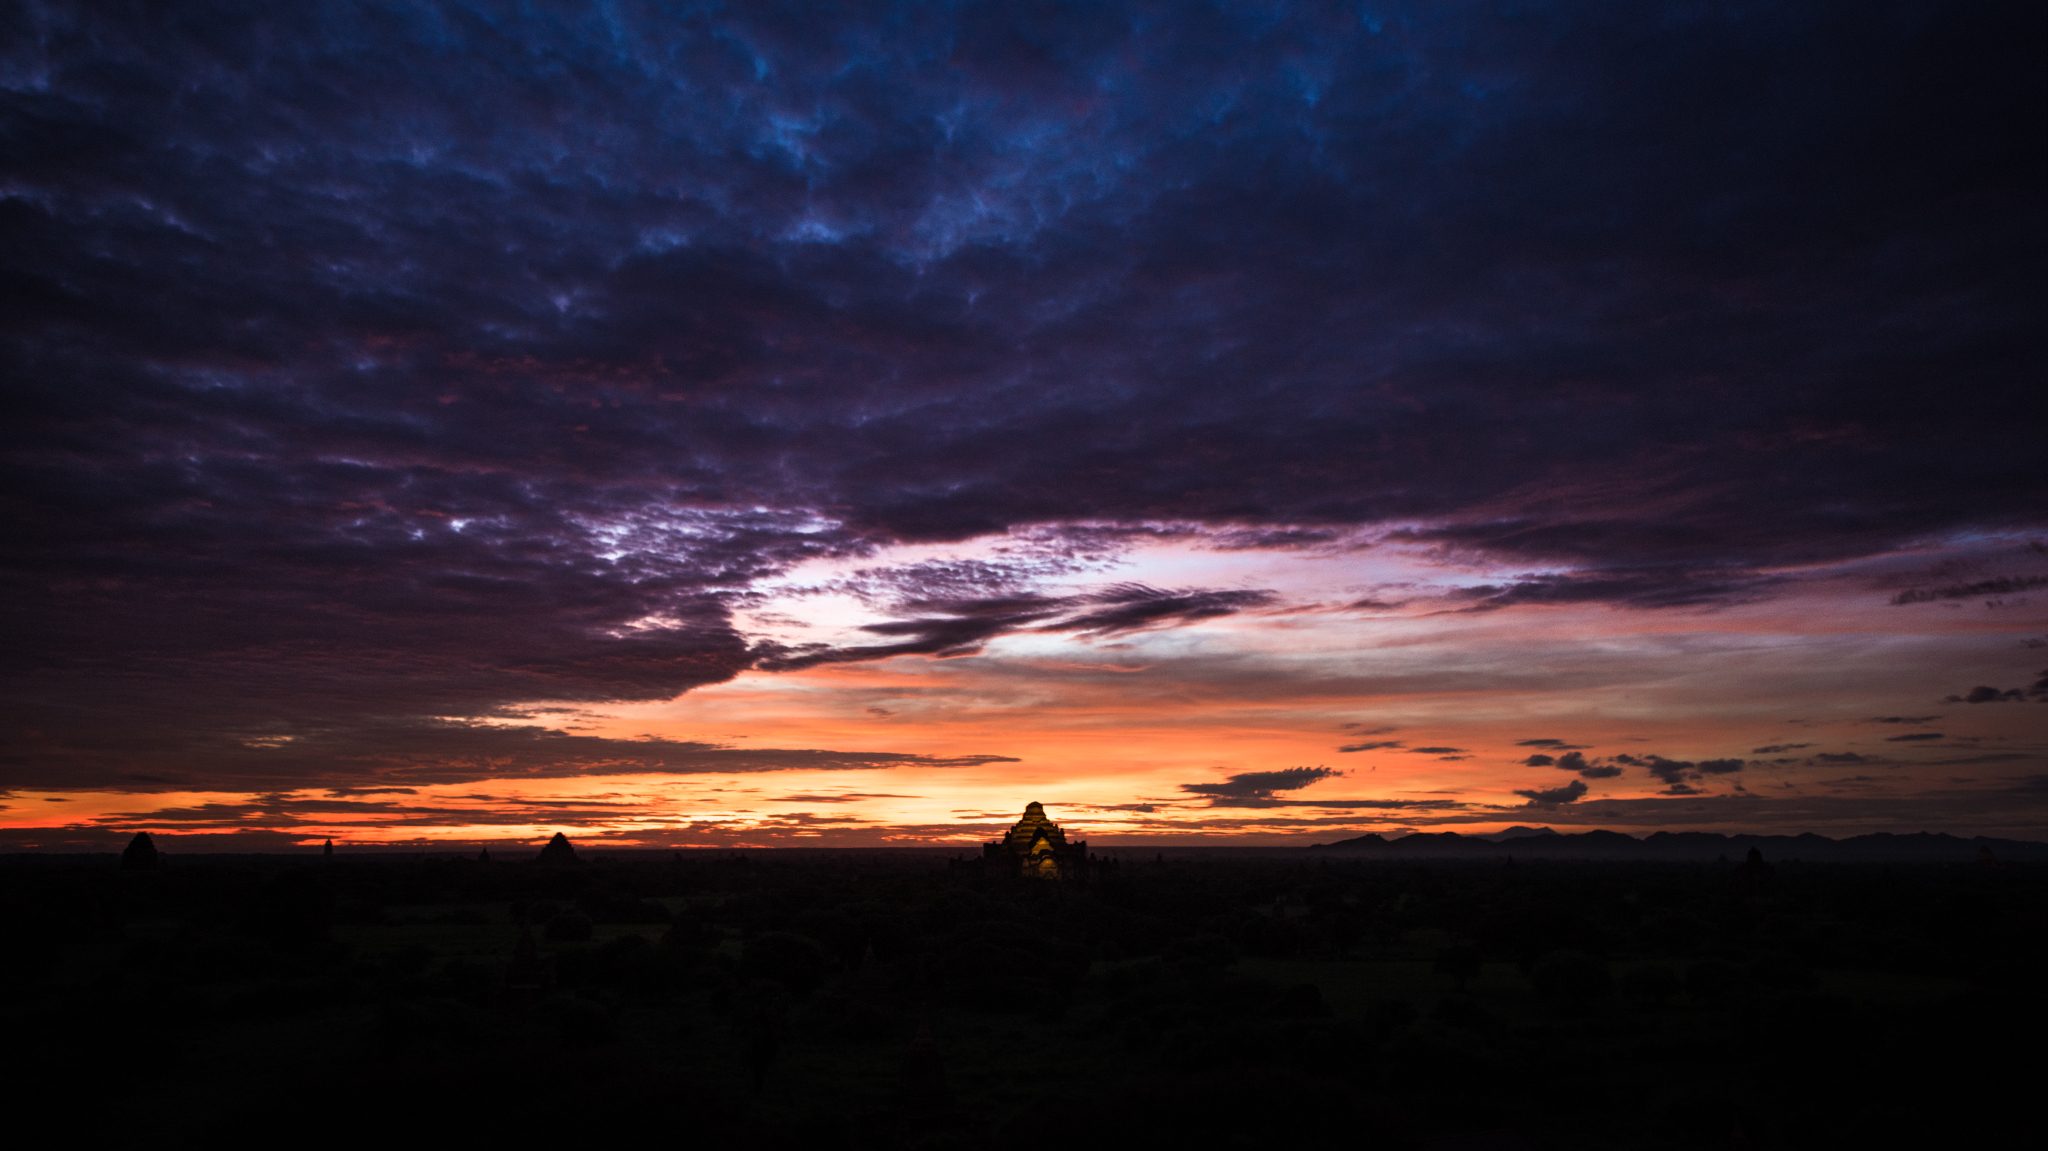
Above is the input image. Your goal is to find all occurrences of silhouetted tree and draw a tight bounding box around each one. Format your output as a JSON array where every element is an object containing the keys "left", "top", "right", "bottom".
[
  {"left": 1364, "top": 999, "right": 1418, "bottom": 1033},
  {"left": 1686, "top": 960, "right": 1743, "bottom": 1008},
  {"left": 544, "top": 910, "right": 593, "bottom": 941},
  {"left": 119, "top": 831, "right": 158, "bottom": 871},
  {"left": 1748, "top": 952, "right": 1819, "bottom": 992},
  {"left": 1640, "top": 912, "right": 1704, "bottom": 955},
  {"left": 242, "top": 870, "right": 334, "bottom": 948},
  {"left": 895, "top": 1016, "right": 953, "bottom": 1113},
  {"left": 578, "top": 890, "right": 671, "bottom": 925},
  {"left": 1622, "top": 964, "right": 1681, "bottom": 1006},
  {"left": 505, "top": 922, "right": 547, "bottom": 990},
  {"left": 1433, "top": 996, "right": 1501, "bottom": 1032},
  {"left": 1434, "top": 944, "right": 1484, "bottom": 993},
  {"left": 1164, "top": 934, "right": 1239, "bottom": 970},
  {"left": 1318, "top": 910, "right": 1365, "bottom": 952},
  {"left": 741, "top": 932, "right": 832, "bottom": 996},
  {"left": 663, "top": 912, "right": 716, "bottom": 949},
  {"left": 1531, "top": 949, "right": 1613, "bottom": 1011},
  {"left": 739, "top": 998, "right": 787, "bottom": 1091},
  {"left": 537, "top": 994, "right": 611, "bottom": 1045},
  {"left": 1275, "top": 982, "right": 1330, "bottom": 1018}
]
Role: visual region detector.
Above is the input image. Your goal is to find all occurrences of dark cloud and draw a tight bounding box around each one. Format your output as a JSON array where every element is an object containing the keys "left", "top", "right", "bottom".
[
  {"left": 1943, "top": 668, "right": 2048, "bottom": 704},
  {"left": 1404, "top": 779, "right": 2048, "bottom": 836},
  {"left": 1339, "top": 741, "right": 1403, "bottom": 752},
  {"left": 1869, "top": 717, "right": 1940, "bottom": 724},
  {"left": 1516, "top": 739, "right": 1584, "bottom": 749},
  {"left": 1891, "top": 575, "right": 2048, "bottom": 604},
  {"left": 1637, "top": 755, "right": 1748, "bottom": 787},
  {"left": 326, "top": 787, "right": 421, "bottom": 798},
  {"left": 4, "top": 1, "right": 2043, "bottom": 793},
  {"left": 766, "top": 793, "right": 922, "bottom": 804},
  {"left": 1181, "top": 767, "right": 1343, "bottom": 801},
  {"left": 1538, "top": 750, "right": 1622, "bottom": 779},
  {"left": 48, "top": 791, "right": 664, "bottom": 836},
  {"left": 1429, "top": 566, "right": 1782, "bottom": 612},
  {"left": 1949, "top": 679, "right": 2015, "bottom": 700},
  {"left": 1177, "top": 767, "right": 1466, "bottom": 810},
  {"left": 1515, "top": 779, "right": 1588, "bottom": 805},
  {"left": 1208, "top": 527, "right": 1346, "bottom": 551},
  {"left": 2, "top": 715, "right": 1019, "bottom": 792},
  {"left": 1884, "top": 732, "right": 1945, "bottom": 742},
  {"left": 1947, "top": 686, "right": 2025, "bottom": 703},
  {"left": 1200, "top": 797, "right": 1468, "bottom": 811},
  {"left": 1408, "top": 747, "right": 1466, "bottom": 755},
  {"left": 1752, "top": 743, "right": 1814, "bottom": 754},
  {"left": 1051, "top": 585, "right": 1278, "bottom": 637},
  {"left": 754, "top": 583, "right": 1275, "bottom": 671}
]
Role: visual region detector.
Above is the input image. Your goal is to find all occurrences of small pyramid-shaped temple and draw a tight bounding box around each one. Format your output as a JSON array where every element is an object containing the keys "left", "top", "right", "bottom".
[
  {"left": 536, "top": 831, "right": 581, "bottom": 865},
  {"left": 982, "top": 802, "right": 1089, "bottom": 879}
]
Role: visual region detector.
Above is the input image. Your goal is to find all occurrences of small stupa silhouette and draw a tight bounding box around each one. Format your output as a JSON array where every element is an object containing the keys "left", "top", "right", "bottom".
[
  {"left": 323, "top": 839, "right": 333, "bottom": 857},
  {"left": 478, "top": 846, "right": 492, "bottom": 863},
  {"left": 120, "top": 831, "right": 159, "bottom": 871},
  {"left": 896, "top": 1013, "right": 953, "bottom": 1112},
  {"left": 1735, "top": 846, "right": 1775, "bottom": 886},
  {"left": 536, "top": 832, "right": 581, "bottom": 865}
]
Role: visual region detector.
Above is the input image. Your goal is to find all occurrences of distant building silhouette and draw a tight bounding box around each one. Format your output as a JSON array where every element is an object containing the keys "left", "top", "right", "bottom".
[
  {"left": 504, "top": 921, "right": 548, "bottom": 991},
  {"left": 895, "top": 1015, "right": 953, "bottom": 1113},
  {"left": 120, "top": 831, "right": 158, "bottom": 871},
  {"left": 980, "top": 802, "right": 1093, "bottom": 879},
  {"left": 323, "top": 839, "right": 333, "bottom": 857},
  {"left": 1736, "top": 847, "right": 1775, "bottom": 888},
  {"left": 536, "top": 832, "right": 581, "bottom": 865},
  {"left": 478, "top": 846, "right": 492, "bottom": 863}
]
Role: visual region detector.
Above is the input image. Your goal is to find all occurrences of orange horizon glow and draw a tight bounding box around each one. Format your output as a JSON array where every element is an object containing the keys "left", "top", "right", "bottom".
[{"left": 7, "top": 530, "right": 2044, "bottom": 850}]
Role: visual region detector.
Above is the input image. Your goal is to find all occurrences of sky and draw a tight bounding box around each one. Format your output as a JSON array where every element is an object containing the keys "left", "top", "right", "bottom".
[{"left": 3, "top": 1, "right": 2044, "bottom": 851}]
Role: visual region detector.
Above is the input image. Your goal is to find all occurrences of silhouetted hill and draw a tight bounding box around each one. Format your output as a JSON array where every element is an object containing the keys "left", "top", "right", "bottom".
[
  {"left": 1310, "top": 828, "right": 2048, "bottom": 861},
  {"left": 1477, "top": 826, "right": 1557, "bottom": 842}
]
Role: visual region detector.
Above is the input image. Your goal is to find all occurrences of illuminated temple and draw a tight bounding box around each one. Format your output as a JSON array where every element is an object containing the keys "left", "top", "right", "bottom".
[{"left": 980, "top": 801, "right": 1094, "bottom": 879}]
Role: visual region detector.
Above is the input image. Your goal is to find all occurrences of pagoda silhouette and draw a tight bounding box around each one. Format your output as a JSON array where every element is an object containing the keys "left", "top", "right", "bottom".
[
  {"left": 536, "top": 831, "right": 581, "bottom": 865},
  {"left": 978, "top": 802, "right": 1100, "bottom": 880}
]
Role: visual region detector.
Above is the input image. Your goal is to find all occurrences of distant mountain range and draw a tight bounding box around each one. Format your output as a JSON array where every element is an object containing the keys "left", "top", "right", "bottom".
[{"left": 1308, "top": 828, "right": 2048, "bottom": 861}]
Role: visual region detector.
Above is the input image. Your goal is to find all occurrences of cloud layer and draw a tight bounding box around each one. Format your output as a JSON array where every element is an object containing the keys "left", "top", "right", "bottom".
[{"left": 2, "top": 2, "right": 2043, "bottom": 814}]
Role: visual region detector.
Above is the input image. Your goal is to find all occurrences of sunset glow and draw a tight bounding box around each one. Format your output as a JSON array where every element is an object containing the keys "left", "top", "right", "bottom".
[
  {"left": 4, "top": 1, "right": 2042, "bottom": 851},
  {"left": 9, "top": 525, "right": 2040, "bottom": 849}
]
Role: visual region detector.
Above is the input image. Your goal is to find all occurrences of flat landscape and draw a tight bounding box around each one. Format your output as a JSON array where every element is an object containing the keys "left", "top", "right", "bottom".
[{"left": 7, "top": 847, "right": 2033, "bottom": 1147}]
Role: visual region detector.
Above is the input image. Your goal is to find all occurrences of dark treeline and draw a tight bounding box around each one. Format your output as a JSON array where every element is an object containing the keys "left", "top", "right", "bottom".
[
  {"left": 4, "top": 843, "right": 2035, "bottom": 1147},
  {"left": 1312, "top": 828, "right": 2048, "bottom": 861}
]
